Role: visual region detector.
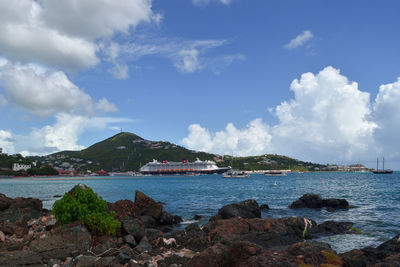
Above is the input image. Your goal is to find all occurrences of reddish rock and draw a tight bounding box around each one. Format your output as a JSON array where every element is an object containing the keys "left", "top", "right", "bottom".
[
  {"left": 0, "top": 194, "right": 12, "bottom": 211},
  {"left": 108, "top": 199, "right": 136, "bottom": 219},
  {"left": 188, "top": 243, "right": 226, "bottom": 267},
  {"left": 29, "top": 221, "right": 92, "bottom": 261},
  {"left": 9, "top": 197, "right": 42, "bottom": 211},
  {"left": 133, "top": 191, "right": 163, "bottom": 220},
  {"left": 202, "top": 216, "right": 311, "bottom": 249}
]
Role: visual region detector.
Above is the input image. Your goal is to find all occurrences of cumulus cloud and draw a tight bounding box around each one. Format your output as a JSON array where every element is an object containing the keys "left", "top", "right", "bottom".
[
  {"left": 372, "top": 78, "right": 400, "bottom": 157},
  {"left": 2, "top": 113, "right": 134, "bottom": 156},
  {"left": 182, "top": 119, "right": 272, "bottom": 156},
  {"left": 182, "top": 66, "right": 400, "bottom": 164},
  {"left": 0, "top": 130, "right": 15, "bottom": 154},
  {"left": 0, "top": 63, "right": 117, "bottom": 117},
  {"left": 0, "top": 0, "right": 158, "bottom": 70},
  {"left": 271, "top": 66, "right": 376, "bottom": 161},
  {"left": 284, "top": 30, "right": 314, "bottom": 50}
]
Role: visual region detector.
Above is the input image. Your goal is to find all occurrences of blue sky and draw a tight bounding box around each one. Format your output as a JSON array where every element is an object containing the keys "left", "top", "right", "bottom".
[{"left": 0, "top": 0, "right": 400, "bottom": 168}]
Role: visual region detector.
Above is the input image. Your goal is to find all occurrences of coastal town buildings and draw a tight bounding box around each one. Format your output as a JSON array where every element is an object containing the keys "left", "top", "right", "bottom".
[{"left": 12, "top": 163, "right": 31, "bottom": 171}]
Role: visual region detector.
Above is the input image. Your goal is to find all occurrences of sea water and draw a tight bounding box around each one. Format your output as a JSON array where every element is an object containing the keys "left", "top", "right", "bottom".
[{"left": 1, "top": 172, "right": 399, "bottom": 253}]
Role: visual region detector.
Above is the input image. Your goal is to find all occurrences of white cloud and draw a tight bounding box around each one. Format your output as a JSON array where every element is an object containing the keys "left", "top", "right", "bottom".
[
  {"left": 182, "top": 66, "right": 389, "bottom": 164},
  {"left": 284, "top": 30, "right": 314, "bottom": 50},
  {"left": 193, "top": 0, "right": 232, "bottom": 6},
  {"left": 0, "top": 0, "right": 158, "bottom": 70},
  {"left": 2, "top": 113, "right": 134, "bottom": 155},
  {"left": 102, "top": 38, "right": 244, "bottom": 76},
  {"left": 0, "top": 63, "right": 117, "bottom": 117},
  {"left": 0, "top": 130, "right": 14, "bottom": 154},
  {"left": 174, "top": 49, "right": 201, "bottom": 73},
  {"left": 372, "top": 78, "right": 400, "bottom": 157},
  {"left": 182, "top": 119, "right": 272, "bottom": 156},
  {"left": 271, "top": 66, "right": 376, "bottom": 162}
]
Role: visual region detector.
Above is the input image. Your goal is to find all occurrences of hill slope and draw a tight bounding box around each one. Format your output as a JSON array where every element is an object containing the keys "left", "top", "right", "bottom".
[
  {"left": 38, "top": 132, "right": 216, "bottom": 172},
  {"left": 35, "top": 132, "right": 326, "bottom": 172}
]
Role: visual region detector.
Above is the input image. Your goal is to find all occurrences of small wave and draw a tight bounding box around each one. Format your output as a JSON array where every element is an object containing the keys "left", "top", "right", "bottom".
[{"left": 180, "top": 220, "right": 198, "bottom": 225}]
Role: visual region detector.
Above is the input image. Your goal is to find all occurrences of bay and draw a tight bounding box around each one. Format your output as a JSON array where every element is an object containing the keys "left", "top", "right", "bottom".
[{"left": 1, "top": 172, "right": 399, "bottom": 253}]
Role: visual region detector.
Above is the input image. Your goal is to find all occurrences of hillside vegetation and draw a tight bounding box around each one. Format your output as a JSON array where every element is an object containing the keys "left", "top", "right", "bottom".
[{"left": 35, "top": 132, "right": 326, "bottom": 172}]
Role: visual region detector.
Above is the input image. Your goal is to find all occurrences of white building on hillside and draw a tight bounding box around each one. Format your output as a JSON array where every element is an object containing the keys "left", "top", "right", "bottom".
[{"left": 12, "top": 163, "right": 31, "bottom": 172}]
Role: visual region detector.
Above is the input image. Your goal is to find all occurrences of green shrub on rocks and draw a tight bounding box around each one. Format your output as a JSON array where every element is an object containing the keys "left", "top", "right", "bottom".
[{"left": 52, "top": 185, "right": 120, "bottom": 235}]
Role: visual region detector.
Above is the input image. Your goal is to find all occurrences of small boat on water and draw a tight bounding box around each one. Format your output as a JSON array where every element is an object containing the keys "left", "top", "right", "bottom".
[
  {"left": 222, "top": 169, "right": 250, "bottom": 178},
  {"left": 264, "top": 170, "right": 286, "bottom": 176},
  {"left": 372, "top": 157, "right": 393, "bottom": 174}
]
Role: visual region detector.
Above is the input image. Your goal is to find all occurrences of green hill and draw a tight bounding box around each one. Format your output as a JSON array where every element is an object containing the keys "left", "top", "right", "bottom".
[
  {"left": 38, "top": 132, "right": 216, "bottom": 172},
  {"left": 35, "top": 132, "right": 327, "bottom": 172}
]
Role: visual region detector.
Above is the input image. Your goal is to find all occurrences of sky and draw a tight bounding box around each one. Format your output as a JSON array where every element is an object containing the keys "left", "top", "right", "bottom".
[{"left": 0, "top": 0, "right": 400, "bottom": 168}]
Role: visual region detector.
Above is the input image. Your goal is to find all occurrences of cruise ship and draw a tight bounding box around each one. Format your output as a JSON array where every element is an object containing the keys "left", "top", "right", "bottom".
[{"left": 140, "top": 158, "right": 230, "bottom": 175}]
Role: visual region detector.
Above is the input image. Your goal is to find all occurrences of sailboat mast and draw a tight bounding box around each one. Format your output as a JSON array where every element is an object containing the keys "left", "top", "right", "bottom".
[
  {"left": 383, "top": 157, "right": 385, "bottom": 171},
  {"left": 376, "top": 157, "right": 379, "bottom": 171}
]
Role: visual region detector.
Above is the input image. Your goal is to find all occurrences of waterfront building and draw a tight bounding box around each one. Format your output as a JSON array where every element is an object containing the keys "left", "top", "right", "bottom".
[{"left": 12, "top": 163, "right": 31, "bottom": 171}]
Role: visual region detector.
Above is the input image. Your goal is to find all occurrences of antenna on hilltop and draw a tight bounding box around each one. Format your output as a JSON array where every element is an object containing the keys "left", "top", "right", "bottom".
[{"left": 120, "top": 128, "right": 122, "bottom": 133}]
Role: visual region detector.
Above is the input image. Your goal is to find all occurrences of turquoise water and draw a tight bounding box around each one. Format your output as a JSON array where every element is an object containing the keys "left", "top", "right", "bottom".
[{"left": 1, "top": 172, "right": 399, "bottom": 253}]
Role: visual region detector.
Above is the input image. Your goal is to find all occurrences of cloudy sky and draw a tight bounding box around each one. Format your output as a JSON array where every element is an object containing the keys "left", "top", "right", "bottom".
[{"left": 0, "top": 0, "right": 400, "bottom": 168}]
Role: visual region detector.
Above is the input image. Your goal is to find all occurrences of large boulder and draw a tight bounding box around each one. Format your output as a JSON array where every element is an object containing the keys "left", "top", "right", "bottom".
[
  {"left": 132, "top": 191, "right": 182, "bottom": 226},
  {"left": 202, "top": 216, "right": 314, "bottom": 249},
  {"left": 309, "top": 220, "right": 355, "bottom": 237},
  {"left": 121, "top": 217, "right": 145, "bottom": 243},
  {"left": 108, "top": 199, "right": 135, "bottom": 219},
  {"left": 289, "top": 194, "right": 324, "bottom": 209},
  {"left": 29, "top": 222, "right": 92, "bottom": 261},
  {"left": 0, "top": 194, "right": 43, "bottom": 237},
  {"left": 0, "top": 194, "right": 12, "bottom": 211},
  {"left": 289, "top": 193, "right": 349, "bottom": 211},
  {"left": 133, "top": 191, "right": 163, "bottom": 220},
  {"left": 217, "top": 199, "right": 262, "bottom": 219}
]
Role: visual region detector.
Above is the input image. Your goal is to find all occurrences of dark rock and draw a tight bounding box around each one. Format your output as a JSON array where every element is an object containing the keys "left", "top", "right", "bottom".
[
  {"left": 202, "top": 216, "right": 313, "bottom": 249},
  {"left": 172, "top": 223, "right": 209, "bottom": 252},
  {"left": 158, "top": 210, "right": 182, "bottom": 225},
  {"left": 217, "top": 199, "right": 261, "bottom": 219},
  {"left": 29, "top": 222, "right": 92, "bottom": 261},
  {"left": 191, "top": 214, "right": 202, "bottom": 220},
  {"left": 135, "top": 236, "right": 152, "bottom": 253},
  {"left": 124, "top": 234, "right": 137, "bottom": 247},
  {"left": 340, "top": 234, "right": 400, "bottom": 266},
  {"left": 94, "top": 256, "right": 115, "bottom": 267},
  {"left": 117, "top": 251, "right": 131, "bottom": 264},
  {"left": 9, "top": 197, "right": 42, "bottom": 211},
  {"left": 187, "top": 243, "right": 226, "bottom": 267},
  {"left": 133, "top": 191, "right": 163, "bottom": 220},
  {"left": 309, "top": 220, "right": 354, "bottom": 237},
  {"left": 121, "top": 217, "right": 145, "bottom": 243},
  {"left": 108, "top": 199, "right": 135, "bottom": 219},
  {"left": 140, "top": 215, "right": 157, "bottom": 228},
  {"left": 53, "top": 194, "right": 62, "bottom": 198},
  {"left": 0, "top": 250, "right": 43, "bottom": 266},
  {"left": 75, "top": 255, "right": 98, "bottom": 267},
  {"left": 289, "top": 193, "right": 349, "bottom": 211},
  {"left": 91, "top": 235, "right": 120, "bottom": 256},
  {"left": 0, "top": 194, "right": 12, "bottom": 211},
  {"left": 289, "top": 193, "right": 324, "bottom": 209},
  {"left": 260, "top": 204, "right": 270, "bottom": 211},
  {"left": 323, "top": 198, "right": 349, "bottom": 211},
  {"left": 145, "top": 228, "right": 162, "bottom": 242},
  {"left": 341, "top": 249, "right": 369, "bottom": 267}
]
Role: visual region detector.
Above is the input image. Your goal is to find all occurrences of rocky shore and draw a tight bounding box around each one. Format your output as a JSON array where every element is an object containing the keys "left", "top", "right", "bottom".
[{"left": 0, "top": 188, "right": 399, "bottom": 266}]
